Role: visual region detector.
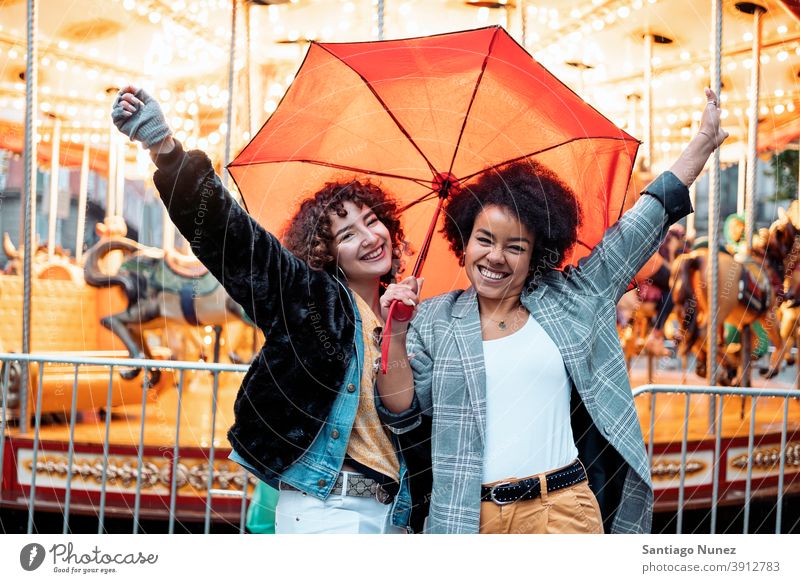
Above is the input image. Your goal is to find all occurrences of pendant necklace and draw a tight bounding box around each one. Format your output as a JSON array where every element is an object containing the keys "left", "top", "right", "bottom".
[{"left": 482, "top": 303, "right": 526, "bottom": 331}]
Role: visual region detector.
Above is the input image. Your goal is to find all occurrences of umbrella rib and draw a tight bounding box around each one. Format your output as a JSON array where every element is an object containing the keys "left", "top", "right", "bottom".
[
  {"left": 317, "top": 44, "right": 438, "bottom": 177},
  {"left": 446, "top": 26, "right": 501, "bottom": 177},
  {"left": 456, "top": 135, "right": 638, "bottom": 184},
  {"left": 231, "top": 158, "right": 433, "bottom": 188},
  {"left": 397, "top": 189, "right": 438, "bottom": 213}
]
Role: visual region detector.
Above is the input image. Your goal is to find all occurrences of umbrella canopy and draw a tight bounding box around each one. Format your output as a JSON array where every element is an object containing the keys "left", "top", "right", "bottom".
[{"left": 229, "top": 26, "right": 639, "bottom": 298}]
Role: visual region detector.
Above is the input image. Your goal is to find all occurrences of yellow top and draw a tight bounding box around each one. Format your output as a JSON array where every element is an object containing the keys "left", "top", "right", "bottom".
[{"left": 345, "top": 293, "right": 400, "bottom": 482}]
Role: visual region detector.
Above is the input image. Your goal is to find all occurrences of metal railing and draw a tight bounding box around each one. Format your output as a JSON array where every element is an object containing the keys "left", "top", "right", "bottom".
[
  {"left": 633, "top": 384, "right": 800, "bottom": 534},
  {"left": 0, "top": 352, "right": 251, "bottom": 534},
  {"left": 4, "top": 354, "right": 798, "bottom": 535}
]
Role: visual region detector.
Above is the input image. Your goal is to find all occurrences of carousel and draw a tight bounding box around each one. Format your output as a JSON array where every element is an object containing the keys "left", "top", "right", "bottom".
[{"left": 0, "top": 0, "right": 799, "bottom": 533}]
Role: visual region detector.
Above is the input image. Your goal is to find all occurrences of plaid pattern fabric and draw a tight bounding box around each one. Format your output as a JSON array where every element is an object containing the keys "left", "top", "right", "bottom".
[{"left": 407, "top": 173, "right": 690, "bottom": 534}]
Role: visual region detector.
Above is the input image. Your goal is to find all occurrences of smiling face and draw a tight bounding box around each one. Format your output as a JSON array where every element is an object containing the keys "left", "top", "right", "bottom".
[
  {"left": 328, "top": 200, "right": 393, "bottom": 284},
  {"left": 463, "top": 205, "right": 535, "bottom": 301}
]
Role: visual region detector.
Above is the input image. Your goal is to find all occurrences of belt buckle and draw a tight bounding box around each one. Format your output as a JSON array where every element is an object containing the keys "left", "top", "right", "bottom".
[
  {"left": 489, "top": 481, "right": 514, "bottom": 506},
  {"left": 370, "top": 482, "right": 392, "bottom": 505}
]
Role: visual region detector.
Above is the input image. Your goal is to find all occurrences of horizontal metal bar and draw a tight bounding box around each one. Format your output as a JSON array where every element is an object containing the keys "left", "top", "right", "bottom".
[
  {"left": 633, "top": 384, "right": 799, "bottom": 399},
  {"left": 208, "top": 489, "right": 247, "bottom": 498},
  {"left": 0, "top": 352, "right": 249, "bottom": 373}
]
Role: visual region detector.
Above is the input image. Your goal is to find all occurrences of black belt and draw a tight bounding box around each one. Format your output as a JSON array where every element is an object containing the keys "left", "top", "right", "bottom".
[{"left": 480, "top": 460, "right": 587, "bottom": 505}]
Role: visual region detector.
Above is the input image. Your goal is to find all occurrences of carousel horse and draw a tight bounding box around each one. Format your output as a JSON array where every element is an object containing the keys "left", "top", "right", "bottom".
[
  {"left": 617, "top": 225, "right": 688, "bottom": 366},
  {"left": 83, "top": 218, "right": 252, "bottom": 383},
  {"left": 777, "top": 201, "right": 800, "bottom": 368},
  {"left": 670, "top": 211, "right": 797, "bottom": 385},
  {"left": 618, "top": 270, "right": 665, "bottom": 368}
]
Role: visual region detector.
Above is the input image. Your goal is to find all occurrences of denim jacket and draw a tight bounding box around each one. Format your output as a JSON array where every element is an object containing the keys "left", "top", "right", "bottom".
[{"left": 229, "top": 295, "right": 413, "bottom": 530}]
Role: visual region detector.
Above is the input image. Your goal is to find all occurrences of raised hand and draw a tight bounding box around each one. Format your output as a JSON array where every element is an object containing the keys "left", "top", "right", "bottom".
[
  {"left": 697, "top": 87, "right": 729, "bottom": 150},
  {"left": 668, "top": 88, "right": 731, "bottom": 187},
  {"left": 111, "top": 84, "right": 172, "bottom": 151}
]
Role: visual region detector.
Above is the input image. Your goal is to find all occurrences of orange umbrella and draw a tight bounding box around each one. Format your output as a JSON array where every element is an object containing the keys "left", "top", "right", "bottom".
[{"left": 229, "top": 26, "right": 639, "bottom": 357}]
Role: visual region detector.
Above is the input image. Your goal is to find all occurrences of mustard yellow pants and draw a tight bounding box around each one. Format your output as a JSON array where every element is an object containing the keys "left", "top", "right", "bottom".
[{"left": 479, "top": 472, "right": 604, "bottom": 534}]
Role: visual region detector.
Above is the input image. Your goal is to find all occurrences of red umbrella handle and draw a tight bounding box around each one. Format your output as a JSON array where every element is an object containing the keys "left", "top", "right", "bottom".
[
  {"left": 380, "top": 177, "right": 457, "bottom": 374},
  {"left": 391, "top": 301, "right": 415, "bottom": 322}
]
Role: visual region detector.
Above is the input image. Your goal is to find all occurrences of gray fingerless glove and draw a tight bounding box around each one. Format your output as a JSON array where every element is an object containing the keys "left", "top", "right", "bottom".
[{"left": 111, "top": 88, "right": 171, "bottom": 149}]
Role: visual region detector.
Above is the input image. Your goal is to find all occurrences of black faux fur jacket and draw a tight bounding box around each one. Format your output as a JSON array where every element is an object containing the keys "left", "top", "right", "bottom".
[
  {"left": 150, "top": 142, "right": 431, "bottom": 530},
  {"left": 151, "top": 141, "right": 355, "bottom": 477}
]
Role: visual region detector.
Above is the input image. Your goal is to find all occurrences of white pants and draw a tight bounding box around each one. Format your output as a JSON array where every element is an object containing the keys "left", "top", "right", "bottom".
[{"left": 275, "top": 479, "right": 405, "bottom": 534}]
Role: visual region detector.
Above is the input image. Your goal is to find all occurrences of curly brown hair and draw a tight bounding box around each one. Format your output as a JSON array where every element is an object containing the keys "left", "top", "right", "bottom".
[{"left": 282, "top": 179, "right": 411, "bottom": 288}]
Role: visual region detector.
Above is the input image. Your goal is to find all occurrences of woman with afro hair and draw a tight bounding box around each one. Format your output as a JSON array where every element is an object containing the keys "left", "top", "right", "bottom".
[
  {"left": 375, "top": 88, "right": 728, "bottom": 534},
  {"left": 112, "top": 85, "right": 430, "bottom": 534}
]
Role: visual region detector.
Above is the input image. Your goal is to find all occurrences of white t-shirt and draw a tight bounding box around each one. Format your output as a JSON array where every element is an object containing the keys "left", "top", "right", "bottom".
[{"left": 481, "top": 314, "right": 579, "bottom": 484}]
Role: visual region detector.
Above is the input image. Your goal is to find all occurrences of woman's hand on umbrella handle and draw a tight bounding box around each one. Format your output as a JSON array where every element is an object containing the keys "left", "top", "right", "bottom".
[
  {"left": 380, "top": 276, "right": 424, "bottom": 333},
  {"left": 111, "top": 84, "right": 174, "bottom": 152},
  {"left": 696, "top": 88, "right": 729, "bottom": 152}
]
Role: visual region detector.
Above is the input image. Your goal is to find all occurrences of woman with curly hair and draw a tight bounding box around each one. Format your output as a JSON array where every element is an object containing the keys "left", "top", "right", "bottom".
[
  {"left": 112, "top": 85, "right": 427, "bottom": 534},
  {"left": 376, "top": 88, "right": 728, "bottom": 534}
]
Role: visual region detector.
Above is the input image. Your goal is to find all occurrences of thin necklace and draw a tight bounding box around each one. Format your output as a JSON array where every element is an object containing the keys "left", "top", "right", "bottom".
[{"left": 481, "top": 303, "right": 527, "bottom": 330}]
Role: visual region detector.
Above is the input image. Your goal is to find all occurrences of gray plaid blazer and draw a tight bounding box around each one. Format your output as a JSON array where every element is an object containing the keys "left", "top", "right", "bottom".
[{"left": 391, "top": 171, "right": 691, "bottom": 534}]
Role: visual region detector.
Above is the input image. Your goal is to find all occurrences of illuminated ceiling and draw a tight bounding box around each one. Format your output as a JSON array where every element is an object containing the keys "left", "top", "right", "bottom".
[{"left": 0, "top": 0, "right": 797, "bottom": 174}]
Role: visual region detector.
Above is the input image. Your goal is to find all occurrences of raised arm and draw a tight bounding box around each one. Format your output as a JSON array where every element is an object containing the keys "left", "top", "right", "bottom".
[
  {"left": 112, "top": 85, "right": 313, "bottom": 329},
  {"left": 375, "top": 283, "right": 433, "bottom": 433},
  {"left": 565, "top": 88, "right": 728, "bottom": 302}
]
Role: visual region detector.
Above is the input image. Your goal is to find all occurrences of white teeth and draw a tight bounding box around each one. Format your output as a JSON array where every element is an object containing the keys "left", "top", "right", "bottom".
[
  {"left": 478, "top": 266, "right": 508, "bottom": 280},
  {"left": 362, "top": 246, "right": 383, "bottom": 260}
]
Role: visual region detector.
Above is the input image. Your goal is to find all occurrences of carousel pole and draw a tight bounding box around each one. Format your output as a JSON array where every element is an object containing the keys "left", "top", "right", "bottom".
[
  {"left": 244, "top": 0, "right": 253, "bottom": 137},
  {"left": 20, "top": 0, "right": 38, "bottom": 434},
  {"left": 223, "top": 0, "right": 238, "bottom": 191},
  {"left": 107, "top": 124, "right": 117, "bottom": 218},
  {"left": 739, "top": 2, "right": 767, "bottom": 254},
  {"left": 687, "top": 183, "right": 697, "bottom": 240},
  {"left": 74, "top": 142, "right": 89, "bottom": 263},
  {"left": 115, "top": 140, "right": 126, "bottom": 218},
  {"left": 519, "top": 0, "right": 527, "bottom": 48},
  {"left": 643, "top": 33, "right": 653, "bottom": 173},
  {"left": 687, "top": 121, "right": 700, "bottom": 241},
  {"left": 224, "top": 1, "right": 245, "bottom": 532},
  {"left": 737, "top": 150, "right": 747, "bottom": 215},
  {"left": 377, "top": 0, "right": 384, "bottom": 41},
  {"left": 626, "top": 93, "right": 640, "bottom": 139},
  {"left": 47, "top": 116, "right": 61, "bottom": 258},
  {"left": 738, "top": 3, "right": 766, "bottom": 409},
  {"left": 707, "top": 0, "right": 723, "bottom": 421}
]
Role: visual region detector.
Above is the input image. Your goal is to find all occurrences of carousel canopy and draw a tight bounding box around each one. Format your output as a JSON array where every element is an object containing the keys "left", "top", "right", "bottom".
[{"left": 0, "top": 0, "right": 797, "bottom": 176}]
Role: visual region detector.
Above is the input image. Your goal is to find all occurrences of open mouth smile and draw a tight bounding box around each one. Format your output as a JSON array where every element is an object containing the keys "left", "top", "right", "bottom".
[
  {"left": 477, "top": 265, "right": 511, "bottom": 281},
  {"left": 361, "top": 245, "right": 386, "bottom": 262}
]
